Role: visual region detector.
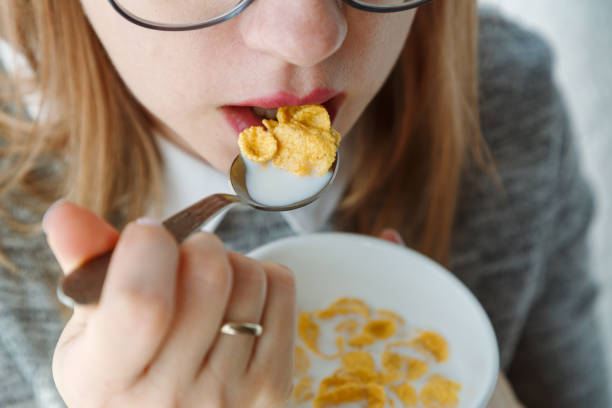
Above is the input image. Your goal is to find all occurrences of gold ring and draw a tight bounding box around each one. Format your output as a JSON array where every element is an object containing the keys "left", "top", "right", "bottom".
[{"left": 220, "top": 322, "right": 263, "bottom": 337}]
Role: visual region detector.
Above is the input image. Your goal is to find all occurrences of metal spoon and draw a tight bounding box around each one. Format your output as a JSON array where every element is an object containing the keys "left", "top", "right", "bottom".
[{"left": 58, "top": 153, "right": 339, "bottom": 306}]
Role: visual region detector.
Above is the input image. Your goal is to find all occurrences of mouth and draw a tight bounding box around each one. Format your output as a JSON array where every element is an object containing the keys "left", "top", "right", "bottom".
[
  {"left": 251, "top": 106, "right": 279, "bottom": 120},
  {"left": 220, "top": 89, "right": 345, "bottom": 135}
]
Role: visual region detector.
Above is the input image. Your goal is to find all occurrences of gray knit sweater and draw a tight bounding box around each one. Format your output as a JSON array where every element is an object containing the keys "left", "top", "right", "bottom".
[{"left": 1, "top": 10, "right": 610, "bottom": 408}]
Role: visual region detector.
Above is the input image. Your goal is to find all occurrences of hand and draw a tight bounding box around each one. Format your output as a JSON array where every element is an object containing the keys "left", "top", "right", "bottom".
[
  {"left": 378, "top": 229, "right": 524, "bottom": 408},
  {"left": 45, "top": 201, "right": 296, "bottom": 408}
]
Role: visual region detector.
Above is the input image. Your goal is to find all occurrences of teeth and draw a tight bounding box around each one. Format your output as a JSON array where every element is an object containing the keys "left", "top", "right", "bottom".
[{"left": 252, "top": 106, "right": 278, "bottom": 120}]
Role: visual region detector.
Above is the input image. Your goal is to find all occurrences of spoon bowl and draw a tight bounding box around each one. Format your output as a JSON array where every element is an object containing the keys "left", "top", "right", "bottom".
[
  {"left": 230, "top": 152, "right": 339, "bottom": 211},
  {"left": 59, "top": 152, "right": 340, "bottom": 306}
]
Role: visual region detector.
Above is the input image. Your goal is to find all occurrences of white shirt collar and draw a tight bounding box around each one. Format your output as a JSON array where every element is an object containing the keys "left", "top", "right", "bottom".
[{"left": 155, "top": 135, "right": 353, "bottom": 234}]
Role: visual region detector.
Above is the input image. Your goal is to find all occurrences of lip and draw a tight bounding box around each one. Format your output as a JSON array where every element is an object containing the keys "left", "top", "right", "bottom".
[{"left": 221, "top": 89, "right": 345, "bottom": 134}]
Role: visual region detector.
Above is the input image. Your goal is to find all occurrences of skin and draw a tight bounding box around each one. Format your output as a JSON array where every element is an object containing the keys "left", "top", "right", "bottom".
[
  {"left": 49, "top": 2, "right": 521, "bottom": 407},
  {"left": 48, "top": 202, "right": 297, "bottom": 407},
  {"left": 79, "top": 0, "right": 416, "bottom": 171}
]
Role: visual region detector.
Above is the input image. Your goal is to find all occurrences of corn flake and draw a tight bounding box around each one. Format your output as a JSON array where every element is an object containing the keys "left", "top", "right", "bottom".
[
  {"left": 390, "top": 381, "right": 418, "bottom": 407},
  {"left": 238, "top": 105, "right": 340, "bottom": 176},
  {"left": 297, "top": 312, "right": 319, "bottom": 353},
  {"left": 293, "top": 377, "right": 315, "bottom": 404},
  {"left": 405, "top": 358, "right": 429, "bottom": 381},
  {"left": 294, "top": 345, "right": 310, "bottom": 376},
  {"left": 297, "top": 312, "right": 344, "bottom": 359},
  {"left": 237, "top": 126, "right": 277, "bottom": 162},
  {"left": 411, "top": 331, "right": 449, "bottom": 363},
  {"left": 364, "top": 319, "right": 397, "bottom": 340},
  {"left": 348, "top": 332, "right": 376, "bottom": 348},
  {"left": 334, "top": 318, "right": 360, "bottom": 334},
  {"left": 420, "top": 375, "right": 461, "bottom": 408},
  {"left": 317, "top": 297, "right": 371, "bottom": 319},
  {"left": 314, "top": 382, "right": 386, "bottom": 408},
  {"left": 382, "top": 350, "right": 403, "bottom": 373},
  {"left": 382, "top": 350, "right": 429, "bottom": 381},
  {"left": 341, "top": 351, "right": 376, "bottom": 372},
  {"left": 377, "top": 309, "right": 406, "bottom": 325}
]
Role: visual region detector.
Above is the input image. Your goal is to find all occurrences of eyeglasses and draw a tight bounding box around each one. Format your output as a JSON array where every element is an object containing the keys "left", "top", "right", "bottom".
[{"left": 107, "top": 0, "right": 433, "bottom": 32}]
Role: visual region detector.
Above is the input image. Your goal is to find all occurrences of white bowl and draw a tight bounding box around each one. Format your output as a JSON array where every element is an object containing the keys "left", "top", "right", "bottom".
[{"left": 248, "top": 232, "right": 499, "bottom": 408}]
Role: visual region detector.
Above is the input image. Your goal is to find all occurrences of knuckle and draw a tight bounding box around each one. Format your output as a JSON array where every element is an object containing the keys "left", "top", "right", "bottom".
[
  {"left": 200, "top": 259, "right": 232, "bottom": 291},
  {"left": 265, "top": 263, "right": 296, "bottom": 293},
  {"left": 116, "top": 288, "right": 172, "bottom": 336},
  {"left": 125, "top": 220, "right": 175, "bottom": 248},
  {"left": 235, "top": 254, "right": 267, "bottom": 287},
  {"left": 255, "top": 378, "right": 293, "bottom": 407},
  {"left": 116, "top": 223, "right": 179, "bottom": 270},
  {"left": 184, "top": 231, "right": 224, "bottom": 252},
  {"left": 181, "top": 235, "right": 232, "bottom": 289}
]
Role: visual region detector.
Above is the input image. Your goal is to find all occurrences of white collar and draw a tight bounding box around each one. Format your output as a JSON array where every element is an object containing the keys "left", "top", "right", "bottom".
[{"left": 155, "top": 135, "right": 352, "bottom": 234}]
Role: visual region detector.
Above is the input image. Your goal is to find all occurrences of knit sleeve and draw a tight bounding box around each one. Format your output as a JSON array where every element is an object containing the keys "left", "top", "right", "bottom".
[
  {"left": 0, "top": 260, "right": 67, "bottom": 408},
  {"left": 0, "top": 339, "right": 37, "bottom": 408},
  {"left": 468, "top": 10, "right": 612, "bottom": 405},
  {"left": 0, "top": 218, "right": 67, "bottom": 408},
  {"left": 505, "top": 88, "right": 611, "bottom": 407}
]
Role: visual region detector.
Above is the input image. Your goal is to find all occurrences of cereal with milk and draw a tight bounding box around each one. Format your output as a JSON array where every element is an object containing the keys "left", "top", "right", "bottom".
[{"left": 291, "top": 297, "right": 461, "bottom": 408}]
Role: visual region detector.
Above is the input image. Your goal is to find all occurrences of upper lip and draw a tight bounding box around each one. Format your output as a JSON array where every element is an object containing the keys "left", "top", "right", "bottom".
[{"left": 228, "top": 89, "right": 341, "bottom": 108}]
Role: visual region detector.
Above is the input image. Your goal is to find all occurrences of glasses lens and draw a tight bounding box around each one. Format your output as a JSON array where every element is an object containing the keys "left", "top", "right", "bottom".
[
  {"left": 351, "top": 0, "right": 426, "bottom": 9},
  {"left": 113, "top": 0, "right": 243, "bottom": 26}
]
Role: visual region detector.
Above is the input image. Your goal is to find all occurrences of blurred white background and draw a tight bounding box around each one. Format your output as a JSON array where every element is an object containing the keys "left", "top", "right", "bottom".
[{"left": 480, "top": 0, "right": 612, "bottom": 373}]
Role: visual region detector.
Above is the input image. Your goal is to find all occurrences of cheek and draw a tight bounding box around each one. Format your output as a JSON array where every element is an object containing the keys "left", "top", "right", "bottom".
[
  {"left": 106, "top": 32, "right": 224, "bottom": 112},
  {"left": 330, "top": 10, "right": 414, "bottom": 135},
  {"left": 82, "top": 1, "right": 231, "bottom": 117},
  {"left": 346, "top": 11, "right": 415, "bottom": 83}
]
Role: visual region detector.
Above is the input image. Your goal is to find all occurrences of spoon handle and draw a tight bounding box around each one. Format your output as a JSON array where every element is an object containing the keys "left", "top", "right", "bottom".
[
  {"left": 162, "top": 194, "right": 240, "bottom": 242},
  {"left": 59, "top": 193, "right": 241, "bottom": 306}
]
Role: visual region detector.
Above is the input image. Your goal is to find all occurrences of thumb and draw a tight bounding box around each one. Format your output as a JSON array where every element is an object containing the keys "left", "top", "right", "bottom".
[
  {"left": 42, "top": 200, "right": 119, "bottom": 274},
  {"left": 378, "top": 228, "right": 406, "bottom": 246}
]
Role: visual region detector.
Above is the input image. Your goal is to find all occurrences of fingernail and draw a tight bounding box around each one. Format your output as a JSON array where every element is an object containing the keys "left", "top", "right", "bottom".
[
  {"left": 42, "top": 198, "right": 66, "bottom": 234},
  {"left": 135, "top": 217, "right": 162, "bottom": 227}
]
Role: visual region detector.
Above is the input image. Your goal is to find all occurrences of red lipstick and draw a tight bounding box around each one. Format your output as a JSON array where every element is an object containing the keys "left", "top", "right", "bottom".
[{"left": 221, "top": 89, "right": 345, "bottom": 134}]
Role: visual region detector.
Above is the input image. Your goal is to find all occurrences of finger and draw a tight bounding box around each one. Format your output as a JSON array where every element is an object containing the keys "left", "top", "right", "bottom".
[
  {"left": 149, "top": 232, "right": 233, "bottom": 386},
  {"left": 203, "top": 252, "right": 267, "bottom": 377},
  {"left": 43, "top": 200, "right": 120, "bottom": 320},
  {"left": 42, "top": 200, "right": 119, "bottom": 273},
  {"left": 247, "top": 262, "right": 296, "bottom": 390},
  {"left": 378, "top": 228, "right": 405, "bottom": 246},
  {"left": 75, "top": 220, "right": 179, "bottom": 391}
]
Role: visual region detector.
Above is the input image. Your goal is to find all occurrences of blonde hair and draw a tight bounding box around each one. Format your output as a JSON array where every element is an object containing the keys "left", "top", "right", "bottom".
[
  {"left": 340, "top": 2, "right": 491, "bottom": 265},
  {"left": 1, "top": 1, "right": 490, "bottom": 267},
  {"left": 0, "top": 1, "right": 163, "bottom": 226}
]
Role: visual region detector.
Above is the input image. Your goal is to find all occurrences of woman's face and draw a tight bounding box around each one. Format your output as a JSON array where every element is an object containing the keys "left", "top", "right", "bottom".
[{"left": 80, "top": 1, "right": 416, "bottom": 172}]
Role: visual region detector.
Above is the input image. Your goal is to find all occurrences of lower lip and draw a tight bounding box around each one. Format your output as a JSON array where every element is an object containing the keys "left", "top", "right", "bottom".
[{"left": 220, "top": 94, "right": 345, "bottom": 135}]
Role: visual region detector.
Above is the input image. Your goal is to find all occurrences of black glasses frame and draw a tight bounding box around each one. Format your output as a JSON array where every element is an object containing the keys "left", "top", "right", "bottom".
[{"left": 107, "top": 0, "right": 433, "bottom": 32}]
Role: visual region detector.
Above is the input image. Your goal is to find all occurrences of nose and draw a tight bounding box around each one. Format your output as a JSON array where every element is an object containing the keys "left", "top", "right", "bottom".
[{"left": 239, "top": 0, "right": 347, "bottom": 67}]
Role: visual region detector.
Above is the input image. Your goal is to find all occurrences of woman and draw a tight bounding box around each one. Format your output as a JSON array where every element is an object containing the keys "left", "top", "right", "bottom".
[{"left": 1, "top": 1, "right": 609, "bottom": 407}]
